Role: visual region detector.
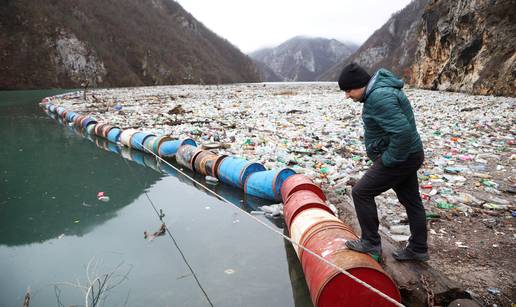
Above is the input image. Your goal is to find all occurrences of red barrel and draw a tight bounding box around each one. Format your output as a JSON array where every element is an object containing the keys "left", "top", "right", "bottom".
[
  {"left": 284, "top": 190, "right": 334, "bottom": 230},
  {"left": 94, "top": 123, "right": 108, "bottom": 137},
  {"left": 281, "top": 174, "right": 327, "bottom": 202},
  {"left": 300, "top": 222, "right": 401, "bottom": 306}
]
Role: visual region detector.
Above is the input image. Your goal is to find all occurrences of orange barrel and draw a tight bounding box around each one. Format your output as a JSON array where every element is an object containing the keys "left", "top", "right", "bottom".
[
  {"left": 290, "top": 208, "right": 340, "bottom": 256},
  {"left": 94, "top": 123, "right": 108, "bottom": 137},
  {"left": 299, "top": 222, "right": 401, "bottom": 306},
  {"left": 119, "top": 129, "right": 139, "bottom": 147},
  {"left": 284, "top": 190, "right": 335, "bottom": 230},
  {"left": 193, "top": 150, "right": 218, "bottom": 175},
  {"left": 74, "top": 115, "right": 86, "bottom": 127},
  {"left": 244, "top": 168, "right": 297, "bottom": 201},
  {"left": 101, "top": 125, "right": 115, "bottom": 138},
  {"left": 281, "top": 174, "right": 327, "bottom": 202},
  {"left": 204, "top": 154, "right": 227, "bottom": 178},
  {"left": 176, "top": 144, "right": 203, "bottom": 171}
]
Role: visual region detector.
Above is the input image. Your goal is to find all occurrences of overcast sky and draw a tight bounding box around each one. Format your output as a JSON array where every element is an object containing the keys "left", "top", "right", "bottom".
[{"left": 176, "top": 0, "right": 413, "bottom": 53}]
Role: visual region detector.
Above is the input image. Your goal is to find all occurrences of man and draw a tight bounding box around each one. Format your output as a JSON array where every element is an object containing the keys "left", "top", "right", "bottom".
[{"left": 338, "top": 63, "right": 428, "bottom": 261}]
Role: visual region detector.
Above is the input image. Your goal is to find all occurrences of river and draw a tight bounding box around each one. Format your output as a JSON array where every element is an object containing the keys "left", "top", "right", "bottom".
[{"left": 0, "top": 90, "right": 312, "bottom": 307}]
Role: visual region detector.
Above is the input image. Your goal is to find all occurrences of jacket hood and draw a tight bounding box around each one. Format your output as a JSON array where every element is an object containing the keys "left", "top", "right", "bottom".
[{"left": 364, "top": 69, "right": 404, "bottom": 99}]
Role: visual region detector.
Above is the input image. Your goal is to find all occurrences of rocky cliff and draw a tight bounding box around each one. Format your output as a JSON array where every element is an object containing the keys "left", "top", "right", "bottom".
[
  {"left": 411, "top": 0, "right": 516, "bottom": 96},
  {"left": 250, "top": 36, "right": 357, "bottom": 81},
  {"left": 319, "top": 0, "right": 430, "bottom": 81},
  {"left": 0, "top": 0, "right": 260, "bottom": 89}
]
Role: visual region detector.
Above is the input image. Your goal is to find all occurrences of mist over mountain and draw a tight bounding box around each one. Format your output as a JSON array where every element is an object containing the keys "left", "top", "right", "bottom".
[
  {"left": 0, "top": 0, "right": 261, "bottom": 89},
  {"left": 250, "top": 36, "right": 358, "bottom": 81}
]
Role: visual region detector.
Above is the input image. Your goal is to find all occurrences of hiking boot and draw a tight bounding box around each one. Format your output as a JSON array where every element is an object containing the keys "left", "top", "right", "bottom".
[
  {"left": 392, "top": 247, "right": 429, "bottom": 262},
  {"left": 345, "top": 239, "right": 382, "bottom": 255}
]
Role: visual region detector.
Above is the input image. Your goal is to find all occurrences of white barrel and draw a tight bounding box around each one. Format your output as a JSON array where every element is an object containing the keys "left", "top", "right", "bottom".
[
  {"left": 119, "top": 129, "right": 138, "bottom": 147},
  {"left": 290, "top": 208, "right": 340, "bottom": 256}
]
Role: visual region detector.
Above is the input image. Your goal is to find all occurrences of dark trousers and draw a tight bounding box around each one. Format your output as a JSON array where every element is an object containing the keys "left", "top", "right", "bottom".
[{"left": 351, "top": 151, "right": 427, "bottom": 253}]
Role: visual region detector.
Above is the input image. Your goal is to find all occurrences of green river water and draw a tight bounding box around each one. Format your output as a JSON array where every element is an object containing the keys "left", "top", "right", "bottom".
[{"left": 0, "top": 90, "right": 312, "bottom": 307}]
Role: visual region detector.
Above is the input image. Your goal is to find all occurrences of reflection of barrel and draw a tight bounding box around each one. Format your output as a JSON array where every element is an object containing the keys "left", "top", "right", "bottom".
[
  {"left": 281, "top": 174, "right": 326, "bottom": 202},
  {"left": 143, "top": 154, "right": 161, "bottom": 172},
  {"left": 48, "top": 104, "right": 56, "bottom": 113},
  {"left": 120, "top": 145, "right": 132, "bottom": 161},
  {"left": 175, "top": 144, "right": 202, "bottom": 170},
  {"left": 159, "top": 138, "right": 197, "bottom": 157},
  {"left": 107, "top": 128, "right": 122, "bottom": 143},
  {"left": 131, "top": 132, "right": 156, "bottom": 151},
  {"left": 244, "top": 168, "right": 296, "bottom": 201},
  {"left": 217, "top": 157, "right": 266, "bottom": 189},
  {"left": 130, "top": 149, "right": 146, "bottom": 167},
  {"left": 299, "top": 220, "right": 400, "bottom": 306},
  {"left": 107, "top": 141, "right": 121, "bottom": 154},
  {"left": 284, "top": 190, "right": 334, "bottom": 229},
  {"left": 119, "top": 129, "right": 138, "bottom": 147}
]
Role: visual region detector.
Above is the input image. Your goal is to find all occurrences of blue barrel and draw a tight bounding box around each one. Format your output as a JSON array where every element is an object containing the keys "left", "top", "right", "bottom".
[
  {"left": 217, "top": 157, "right": 266, "bottom": 189},
  {"left": 107, "top": 141, "right": 121, "bottom": 154},
  {"left": 81, "top": 117, "right": 97, "bottom": 129},
  {"left": 130, "top": 132, "right": 156, "bottom": 152},
  {"left": 244, "top": 168, "right": 297, "bottom": 201},
  {"left": 159, "top": 138, "right": 197, "bottom": 158},
  {"left": 143, "top": 136, "right": 157, "bottom": 154},
  {"left": 66, "top": 111, "right": 77, "bottom": 122},
  {"left": 107, "top": 128, "right": 122, "bottom": 143}
]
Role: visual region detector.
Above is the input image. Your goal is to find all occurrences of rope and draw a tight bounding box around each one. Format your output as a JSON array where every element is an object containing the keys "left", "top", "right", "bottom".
[
  {"left": 136, "top": 141, "right": 405, "bottom": 307},
  {"left": 122, "top": 156, "right": 215, "bottom": 307}
]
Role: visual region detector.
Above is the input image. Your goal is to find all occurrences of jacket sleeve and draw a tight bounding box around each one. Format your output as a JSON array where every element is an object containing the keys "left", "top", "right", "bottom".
[{"left": 370, "top": 92, "right": 412, "bottom": 167}]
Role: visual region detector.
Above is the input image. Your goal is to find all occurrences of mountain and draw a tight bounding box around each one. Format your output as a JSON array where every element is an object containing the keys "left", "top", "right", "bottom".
[
  {"left": 411, "top": 0, "right": 515, "bottom": 96},
  {"left": 0, "top": 0, "right": 261, "bottom": 90},
  {"left": 319, "top": 0, "right": 430, "bottom": 81},
  {"left": 250, "top": 36, "right": 358, "bottom": 81}
]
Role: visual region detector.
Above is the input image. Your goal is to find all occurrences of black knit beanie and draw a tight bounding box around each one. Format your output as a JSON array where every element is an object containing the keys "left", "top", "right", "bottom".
[{"left": 338, "top": 63, "right": 371, "bottom": 91}]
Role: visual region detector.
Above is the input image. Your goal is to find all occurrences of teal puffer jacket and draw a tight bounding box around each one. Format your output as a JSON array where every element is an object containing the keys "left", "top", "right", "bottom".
[{"left": 362, "top": 69, "right": 423, "bottom": 167}]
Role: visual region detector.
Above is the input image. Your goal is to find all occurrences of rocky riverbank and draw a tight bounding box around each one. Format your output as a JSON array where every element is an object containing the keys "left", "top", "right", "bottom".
[{"left": 54, "top": 82, "right": 515, "bottom": 305}]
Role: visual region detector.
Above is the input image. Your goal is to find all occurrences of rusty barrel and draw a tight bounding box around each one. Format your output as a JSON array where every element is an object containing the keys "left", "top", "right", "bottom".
[
  {"left": 202, "top": 154, "right": 227, "bottom": 178},
  {"left": 94, "top": 123, "right": 109, "bottom": 137},
  {"left": 119, "top": 129, "right": 139, "bottom": 147},
  {"left": 142, "top": 135, "right": 157, "bottom": 153},
  {"left": 146, "top": 135, "right": 174, "bottom": 155},
  {"left": 244, "top": 168, "right": 297, "bottom": 201},
  {"left": 73, "top": 115, "right": 86, "bottom": 127},
  {"left": 193, "top": 150, "right": 218, "bottom": 175},
  {"left": 299, "top": 221, "right": 401, "bottom": 306},
  {"left": 284, "top": 190, "right": 335, "bottom": 230},
  {"left": 100, "top": 124, "right": 115, "bottom": 138},
  {"left": 281, "top": 174, "right": 326, "bottom": 202},
  {"left": 176, "top": 144, "right": 203, "bottom": 171}
]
